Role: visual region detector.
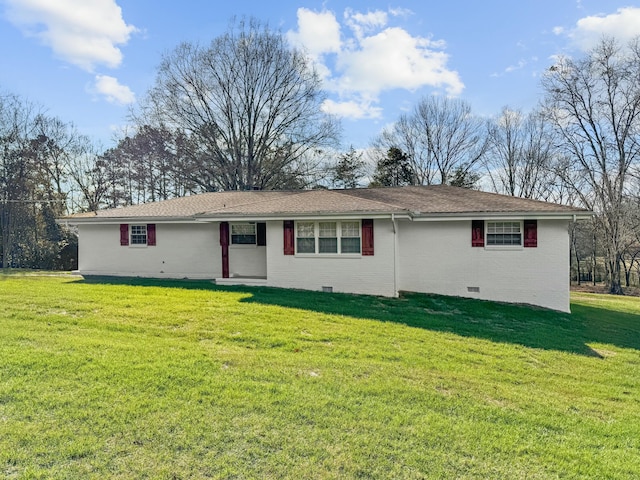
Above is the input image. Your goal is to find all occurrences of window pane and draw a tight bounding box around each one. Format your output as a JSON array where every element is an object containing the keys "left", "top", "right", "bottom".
[
  {"left": 488, "top": 222, "right": 520, "bottom": 234},
  {"left": 341, "top": 237, "right": 361, "bottom": 253},
  {"left": 319, "top": 237, "right": 338, "bottom": 253},
  {"left": 341, "top": 221, "right": 359, "bottom": 237},
  {"left": 487, "top": 233, "right": 522, "bottom": 245},
  {"left": 297, "top": 237, "right": 315, "bottom": 253},
  {"left": 297, "top": 222, "right": 314, "bottom": 238},
  {"left": 231, "top": 223, "right": 256, "bottom": 244},
  {"left": 318, "top": 222, "right": 336, "bottom": 237},
  {"left": 232, "top": 234, "right": 256, "bottom": 244},
  {"left": 231, "top": 223, "right": 256, "bottom": 235},
  {"left": 294, "top": 221, "right": 363, "bottom": 254},
  {"left": 131, "top": 225, "right": 147, "bottom": 245},
  {"left": 487, "top": 221, "right": 521, "bottom": 246}
]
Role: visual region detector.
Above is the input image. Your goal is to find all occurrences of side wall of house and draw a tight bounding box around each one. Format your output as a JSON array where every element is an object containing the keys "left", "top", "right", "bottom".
[
  {"left": 265, "top": 219, "right": 397, "bottom": 296},
  {"left": 397, "top": 219, "right": 571, "bottom": 312},
  {"left": 77, "top": 223, "right": 221, "bottom": 279}
]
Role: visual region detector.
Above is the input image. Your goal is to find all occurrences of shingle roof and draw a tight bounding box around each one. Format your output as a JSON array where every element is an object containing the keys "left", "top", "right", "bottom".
[
  {"left": 66, "top": 191, "right": 297, "bottom": 219},
  {"left": 61, "top": 185, "right": 589, "bottom": 222},
  {"left": 340, "top": 185, "right": 583, "bottom": 214}
]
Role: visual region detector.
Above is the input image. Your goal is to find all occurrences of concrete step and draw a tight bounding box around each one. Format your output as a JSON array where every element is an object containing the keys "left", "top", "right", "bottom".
[{"left": 215, "top": 277, "right": 267, "bottom": 286}]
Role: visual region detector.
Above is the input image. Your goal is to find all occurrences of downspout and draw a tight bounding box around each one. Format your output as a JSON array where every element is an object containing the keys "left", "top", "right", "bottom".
[{"left": 392, "top": 213, "right": 399, "bottom": 297}]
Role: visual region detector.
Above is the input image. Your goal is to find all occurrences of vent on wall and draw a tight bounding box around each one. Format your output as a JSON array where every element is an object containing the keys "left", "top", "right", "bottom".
[
  {"left": 467, "top": 286, "right": 480, "bottom": 293},
  {"left": 322, "top": 286, "right": 333, "bottom": 293}
]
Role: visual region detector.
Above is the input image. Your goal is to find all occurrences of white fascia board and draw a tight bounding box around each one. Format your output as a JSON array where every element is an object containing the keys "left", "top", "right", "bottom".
[
  {"left": 194, "top": 212, "right": 410, "bottom": 222},
  {"left": 57, "top": 217, "right": 200, "bottom": 226},
  {"left": 409, "top": 211, "right": 593, "bottom": 222}
]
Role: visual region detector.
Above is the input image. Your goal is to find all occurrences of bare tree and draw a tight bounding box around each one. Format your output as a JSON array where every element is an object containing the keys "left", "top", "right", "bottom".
[
  {"left": 374, "top": 113, "right": 437, "bottom": 185},
  {"left": 621, "top": 197, "right": 640, "bottom": 286},
  {"left": 136, "top": 17, "right": 340, "bottom": 191},
  {"left": 415, "top": 96, "right": 487, "bottom": 184},
  {"left": 542, "top": 37, "right": 640, "bottom": 294},
  {"left": 67, "top": 139, "right": 111, "bottom": 212},
  {"left": 485, "top": 107, "right": 559, "bottom": 200},
  {"left": 0, "top": 92, "right": 80, "bottom": 269},
  {"left": 0, "top": 93, "right": 39, "bottom": 268},
  {"left": 372, "top": 96, "right": 486, "bottom": 185}
]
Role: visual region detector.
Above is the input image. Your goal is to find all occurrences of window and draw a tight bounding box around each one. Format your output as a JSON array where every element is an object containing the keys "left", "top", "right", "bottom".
[
  {"left": 296, "top": 221, "right": 315, "bottom": 253},
  {"left": 487, "top": 221, "right": 522, "bottom": 246},
  {"left": 318, "top": 222, "right": 337, "bottom": 253},
  {"left": 231, "top": 223, "right": 256, "bottom": 244},
  {"left": 120, "top": 224, "right": 156, "bottom": 246},
  {"left": 130, "top": 225, "right": 147, "bottom": 245},
  {"left": 340, "top": 221, "right": 361, "bottom": 253},
  {"left": 295, "top": 221, "right": 361, "bottom": 254}
]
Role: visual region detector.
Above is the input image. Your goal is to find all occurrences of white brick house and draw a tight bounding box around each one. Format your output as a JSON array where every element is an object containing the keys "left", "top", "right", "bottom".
[{"left": 60, "top": 185, "right": 590, "bottom": 312}]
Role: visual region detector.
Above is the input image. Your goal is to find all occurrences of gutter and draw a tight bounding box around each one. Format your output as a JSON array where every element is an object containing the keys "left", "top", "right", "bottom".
[
  {"left": 57, "top": 217, "right": 205, "bottom": 226},
  {"left": 194, "top": 211, "right": 411, "bottom": 222},
  {"left": 58, "top": 209, "right": 593, "bottom": 226},
  {"left": 409, "top": 211, "right": 593, "bottom": 222}
]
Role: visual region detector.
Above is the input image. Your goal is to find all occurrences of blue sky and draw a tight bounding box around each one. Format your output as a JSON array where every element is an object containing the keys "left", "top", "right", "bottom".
[{"left": 1, "top": 0, "right": 639, "bottom": 150}]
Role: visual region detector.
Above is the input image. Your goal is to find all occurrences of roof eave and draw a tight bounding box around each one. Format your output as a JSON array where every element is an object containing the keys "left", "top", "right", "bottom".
[
  {"left": 58, "top": 208, "right": 593, "bottom": 225},
  {"left": 410, "top": 211, "right": 593, "bottom": 221},
  {"left": 57, "top": 216, "right": 200, "bottom": 225},
  {"left": 195, "top": 211, "right": 411, "bottom": 222}
]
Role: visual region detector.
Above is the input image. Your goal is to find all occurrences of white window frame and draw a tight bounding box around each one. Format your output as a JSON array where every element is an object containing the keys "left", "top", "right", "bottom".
[
  {"left": 486, "top": 221, "right": 523, "bottom": 247},
  {"left": 130, "top": 225, "right": 147, "bottom": 246},
  {"left": 295, "top": 220, "right": 361, "bottom": 255}
]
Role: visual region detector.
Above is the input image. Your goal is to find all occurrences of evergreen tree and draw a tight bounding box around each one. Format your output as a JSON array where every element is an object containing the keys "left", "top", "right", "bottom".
[
  {"left": 370, "top": 147, "right": 415, "bottom": 187},
  {"left": 332, "top": 146, "right": 366, "bottom": 188}
]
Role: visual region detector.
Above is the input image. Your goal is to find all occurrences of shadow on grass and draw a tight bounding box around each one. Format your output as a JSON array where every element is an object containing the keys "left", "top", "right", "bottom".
[{"left": 76, "top": 276, "right": 640, "bottom": 357}]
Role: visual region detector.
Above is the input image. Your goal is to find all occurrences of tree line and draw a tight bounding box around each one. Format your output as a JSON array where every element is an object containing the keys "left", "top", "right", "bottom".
[{"left": 1, "top": 18, "right": 639, "bottom": 294}]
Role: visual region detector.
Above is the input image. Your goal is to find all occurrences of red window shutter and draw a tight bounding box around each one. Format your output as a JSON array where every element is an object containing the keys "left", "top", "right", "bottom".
[
  {"left": 283, "top": 220, "right": 294, "bottom": 255},
  {"left": 220, "top": 222, "right": 229, "bottom": 246},
  {"left": 524, "top": 220, "right": 537, "bottom": 247},
  {"left": 120, "top": 224, "right": 129, "bottom": 246},
  {"left": 362, "top": 219, "right": 374, "bottom": 256},
  {"left": 147, "top": 224, "right": 156, "bottom": 246},
  {"left": 471, "top": 220, "right": 484, "bottom": 247},
  {"left": 220, "top": 222, "right": 230, "bottom": 278}
]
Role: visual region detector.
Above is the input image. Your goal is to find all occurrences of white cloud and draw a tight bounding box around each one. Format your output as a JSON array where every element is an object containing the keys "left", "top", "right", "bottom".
[
  {"left": 504, "top": 59, "right": 527, "bottom": 73},
  {"left": 561, "top": 7, "right": 640, "bottom": 51},
  {"left": 335, "top": 27, "right": 463, "bottom": 96},
  {"left": 288, "top": 8, "right": 463, "bottom": 120},
  {"left": 388, "top": 8, "right": 413, "bottom": 19},
  {"left": 344, "top": 9, "right": 387, "bottom": 39},
  {"left": 321, "top": 99, "right": 382, "bottom": 120},
  {"left": 93, "top": 75, "right": 135, "bottom": 105},
  {"left": 287, "top": 8, "right": 341, "bottom": 58},
  {"left": 4, "top": 0, "right": 136, "bottom": 71}
]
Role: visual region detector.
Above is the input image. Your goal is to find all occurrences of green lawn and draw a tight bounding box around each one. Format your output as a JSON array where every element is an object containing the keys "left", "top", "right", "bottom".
[{"left": 1, "top": 275, "right": 639, "bottom": 479}]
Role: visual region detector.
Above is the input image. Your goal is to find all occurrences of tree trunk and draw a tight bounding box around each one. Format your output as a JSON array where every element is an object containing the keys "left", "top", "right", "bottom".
[
  {"left": 1, "top": 204, "right": 12, "bottom": 270},
  {"left": 592, "top": 234, "right": 597, "bottom": 286},
  {"left": 621, "top": 257, "right": 631, "bottom": 288},
  {"left": 571, "top": 225, "right": 581, "bottom": 285},
  {"left": 608, "top": 254, "right": 624, "bottom": 295}
]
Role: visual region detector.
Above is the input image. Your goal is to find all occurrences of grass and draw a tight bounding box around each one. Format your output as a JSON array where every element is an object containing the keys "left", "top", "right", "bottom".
[{"left": 0, "top": 275, "right": 639, "bottom": 479}]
